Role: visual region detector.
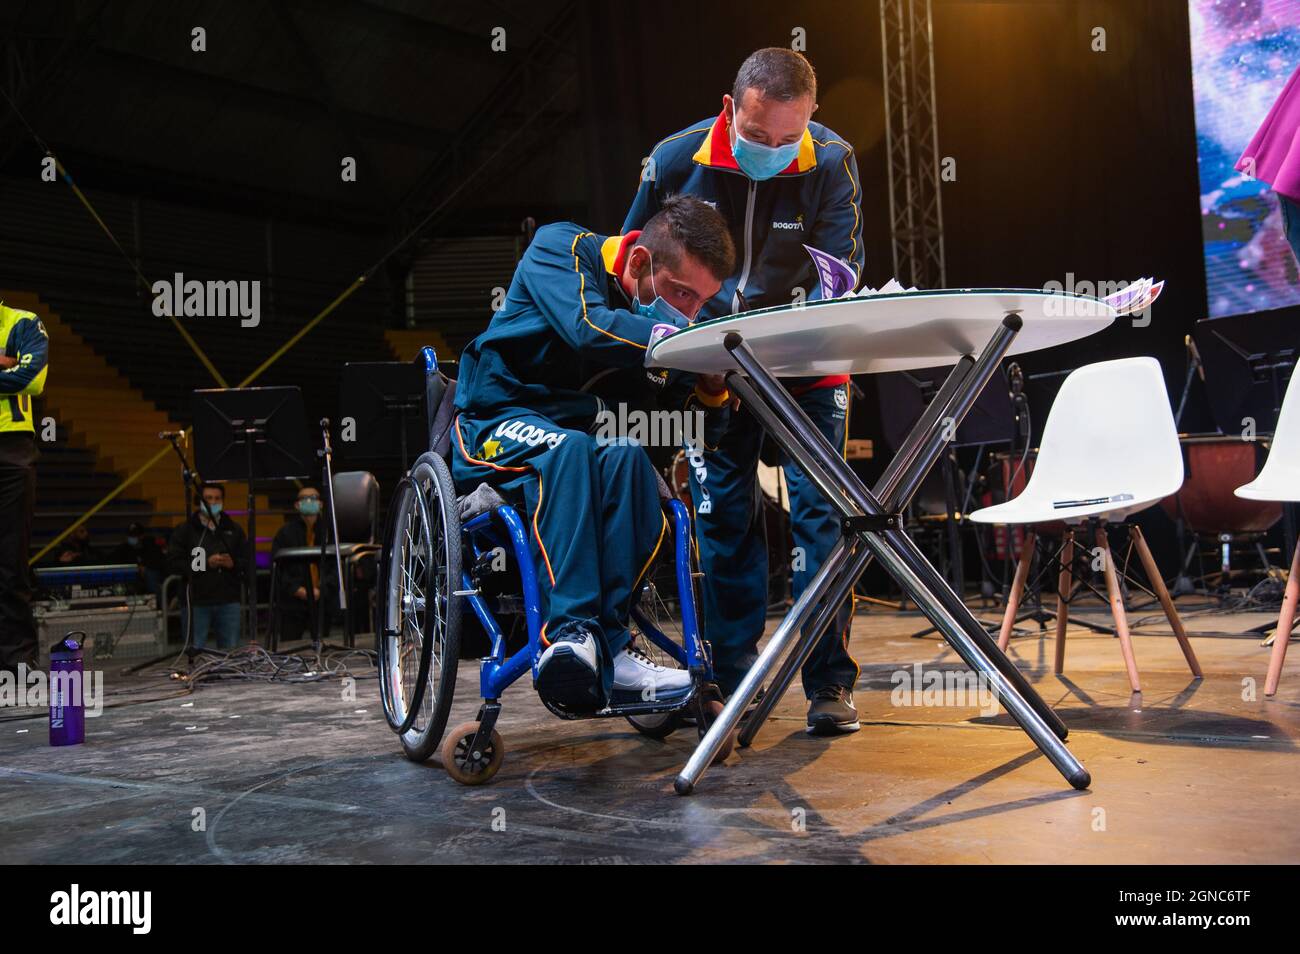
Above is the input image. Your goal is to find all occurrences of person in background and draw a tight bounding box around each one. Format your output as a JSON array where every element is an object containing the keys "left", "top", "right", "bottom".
[
  {"left": 272, "top": 485, "right": 339, "bottom": 641},
  {"left": 54, "top": 524, "right": 97, "bottom": 565},
  {"left": 109, "top": 521, "right": 167, "bottom": 605},
  {"left": 1237, "top": 63, "right": 1300, "bottom": 264},
  {"left": 167, "top": 482, "right": 245, "bottom": 651},
  {"left": 0, "top": 299, "right": 48, "bottom": 676}
]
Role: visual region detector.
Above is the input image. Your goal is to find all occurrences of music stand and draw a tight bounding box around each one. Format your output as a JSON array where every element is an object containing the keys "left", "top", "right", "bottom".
[
  {"left": 339, "top": 362, "right": 427, "bottom": 471},
  {"left": 879, "top": 363, "right": 1015, "bottom": 599},
  {"left": 192, "top": 387, "right": 312, "bottom": 644}
]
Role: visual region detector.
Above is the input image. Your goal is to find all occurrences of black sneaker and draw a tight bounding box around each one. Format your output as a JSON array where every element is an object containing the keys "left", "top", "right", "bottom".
[
  {"left": 806, "top": 685, "right": 860, "bottom": 735},
  {"left": 535, "top": 626, "right": 601, "bottom": 712}
]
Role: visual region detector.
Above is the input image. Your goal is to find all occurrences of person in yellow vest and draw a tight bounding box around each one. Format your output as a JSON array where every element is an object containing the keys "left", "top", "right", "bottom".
[{"left": 0, "top": 301, "right": 49, "bottom": 674}]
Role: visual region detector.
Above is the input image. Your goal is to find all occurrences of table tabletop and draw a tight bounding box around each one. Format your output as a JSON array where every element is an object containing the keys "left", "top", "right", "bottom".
[{"left": 648, "top": 288, "right": 1118, "bottom": 376}]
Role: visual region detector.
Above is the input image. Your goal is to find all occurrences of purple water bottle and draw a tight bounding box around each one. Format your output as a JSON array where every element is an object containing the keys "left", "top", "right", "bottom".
[{"left": 50, "top": 633, "right": 85, "bottom": 747}]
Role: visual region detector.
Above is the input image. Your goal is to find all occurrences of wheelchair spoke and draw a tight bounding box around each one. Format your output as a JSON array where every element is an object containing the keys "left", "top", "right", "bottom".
[{"left": 390, "top": 489, "right": 438, "bottom": 727}]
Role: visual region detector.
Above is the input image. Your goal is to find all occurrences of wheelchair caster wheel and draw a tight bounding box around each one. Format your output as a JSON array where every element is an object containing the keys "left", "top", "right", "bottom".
[
  {"left": 696, "top": 694, "right": 737, "bottom": 765},
  {"left": 625, "top": 710, "right": 680, "bottom": 740},
  {"left": 442, "top": 720, "right": 505, "bottom": 786}
]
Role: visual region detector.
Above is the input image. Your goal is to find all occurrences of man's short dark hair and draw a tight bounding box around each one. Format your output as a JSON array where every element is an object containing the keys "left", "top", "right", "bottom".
[
  {"left": 732, "top": 47, "right": 817, "bottom": 104},
  {"left": 200, "top": 482, "right": 224, "bottom": 498},
  {"left": 640, "top": 195, "right": 736, "bottom": 281}
]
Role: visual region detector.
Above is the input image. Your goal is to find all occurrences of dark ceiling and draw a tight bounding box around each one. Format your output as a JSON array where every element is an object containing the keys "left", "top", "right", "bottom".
[{"left": 0, "top": 0, "right": 585, "bottom": 232}]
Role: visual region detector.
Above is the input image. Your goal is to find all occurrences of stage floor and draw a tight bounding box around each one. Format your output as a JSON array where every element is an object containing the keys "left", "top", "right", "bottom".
[{"left": 2, "top": 603, "right": 1297, "bottom": 864}]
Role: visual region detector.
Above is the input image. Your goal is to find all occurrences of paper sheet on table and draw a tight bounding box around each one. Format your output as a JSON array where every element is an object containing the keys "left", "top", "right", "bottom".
[
  {"left": 854, "top": 277, "right": 919, "bottom": 297},
  {"left": 1102, "top": 277, "right": 1164, "bottom": 315},
  {"left": 1130, "top": 279, "right": 1165, "bottom": 313}
]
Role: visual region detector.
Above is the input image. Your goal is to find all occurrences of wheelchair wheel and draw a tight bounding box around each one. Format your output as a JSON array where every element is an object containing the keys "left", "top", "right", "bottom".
[
  {"left": 442, "top": 720, "right": 505, "bottom": 785},
  {"left": 625, "top": 709, "right": 681, "bottom": 740},
  {"left": 378, "top": 452, "right": 462, "bottom": 762},
  {"left": 623, "top": 583, "right": 692, "bottom": 741},
  {"left": 695, "top": 684, "right": 737, "bottom": 764}
]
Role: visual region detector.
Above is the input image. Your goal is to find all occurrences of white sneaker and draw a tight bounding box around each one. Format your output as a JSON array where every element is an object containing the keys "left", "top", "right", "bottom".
[
  {"left": 611, "top": 645, "right": 691, "bottom": 705},
  {"left": 535, "top": 628, "right": 600, "bottom": 711}
]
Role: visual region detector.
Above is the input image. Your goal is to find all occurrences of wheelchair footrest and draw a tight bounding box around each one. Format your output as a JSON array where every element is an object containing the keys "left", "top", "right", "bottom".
[{"left": 606, "top": 683, "right": 696, "bottom": 713}]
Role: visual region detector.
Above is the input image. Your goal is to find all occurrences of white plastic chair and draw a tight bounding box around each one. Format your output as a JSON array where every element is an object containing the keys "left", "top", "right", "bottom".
[
  {"left": 1235, "top": 369, "right": 1300, "bottom": 696},
  {"left": 971, "top": 357, "right": 1201, "bottom": 690}
]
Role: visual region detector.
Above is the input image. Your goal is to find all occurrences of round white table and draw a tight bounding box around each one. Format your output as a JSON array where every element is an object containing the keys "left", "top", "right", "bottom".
[
  {"left": 655, "top": 289, "right": 1116, "bottom": 795},
  {"left": 650, "top": 288, "right": 1116, "bottom": 375}
]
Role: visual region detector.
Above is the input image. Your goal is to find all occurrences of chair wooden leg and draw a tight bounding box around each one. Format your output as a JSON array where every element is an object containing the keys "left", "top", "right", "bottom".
[
  {"left": 998, "top": 530, "right": 1035, "bottom": 651},
  {"left": 1130, "top": 524, "right": 1202, "bottom": 679},
  {"left": 1097, "top": 525, "right": 1141, "bottom": 692},
  {"left": 1264, "top": 541, "right": 1300, "bottom": 697},
  {"left": 1055, "top": 529, "right": 1074, "bottom": 674}
]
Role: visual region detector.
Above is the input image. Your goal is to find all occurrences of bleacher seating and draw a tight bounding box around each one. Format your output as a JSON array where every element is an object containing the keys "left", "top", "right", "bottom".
[{"left": 0, "top": 176, "right": 519, "bottom": 561}]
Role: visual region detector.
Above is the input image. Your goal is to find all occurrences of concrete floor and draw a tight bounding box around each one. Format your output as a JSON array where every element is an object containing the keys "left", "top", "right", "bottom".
[{"left": 1, "top": 602, "right": 1297, "bottom": 864}]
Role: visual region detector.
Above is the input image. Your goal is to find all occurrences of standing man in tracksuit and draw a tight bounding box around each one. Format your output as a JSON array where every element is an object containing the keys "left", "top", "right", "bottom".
[
  {"left": 0, "top": 300, "right": 48, "bottom": 675},
  {"left": 453, "top": 195, "right": 735, "bottom": 713},
  {"left": 624, "top": 48, "right": 865, "bottom": 734}
]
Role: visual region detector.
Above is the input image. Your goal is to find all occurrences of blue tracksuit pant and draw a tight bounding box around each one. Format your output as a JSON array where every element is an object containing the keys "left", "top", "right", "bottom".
[
  {"left": 452, "top": 411, "right": 668, "bottom": 690},
  {"left": 689, "top": 383, "right": 859, "bottom": 697}
]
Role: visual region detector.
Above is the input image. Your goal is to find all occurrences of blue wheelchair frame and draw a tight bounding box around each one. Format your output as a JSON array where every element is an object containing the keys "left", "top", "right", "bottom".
[
  {"left": 417, "top": 348, "right": 714, "bottom": 718},
  {"left": 461, "top": 497, "right": 710, "bottom": 713}
]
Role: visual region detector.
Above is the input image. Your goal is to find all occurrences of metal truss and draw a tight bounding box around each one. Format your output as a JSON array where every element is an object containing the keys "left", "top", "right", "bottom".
[{"left": 880, "top": 0, "right": 947, "bottom": 289}]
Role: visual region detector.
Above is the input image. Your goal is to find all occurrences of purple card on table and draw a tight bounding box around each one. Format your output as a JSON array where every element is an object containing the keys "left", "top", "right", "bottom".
[{"left": 802, "top": 244, "right": 857, "bottom": 300}]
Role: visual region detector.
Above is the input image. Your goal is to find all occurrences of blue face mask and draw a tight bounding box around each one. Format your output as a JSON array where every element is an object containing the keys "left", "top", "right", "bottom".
[
  {"left": 631, "top": 251, "right": 692, "bottom": 327},
  {"left": 730, "top": 109, "right": 802, "bottom": 181},
  {"left": 204, "top": 501, "right": 222, "bottom": 517},
  {"left": 298, "top": 499, "right": 322, "bottom": 516}
]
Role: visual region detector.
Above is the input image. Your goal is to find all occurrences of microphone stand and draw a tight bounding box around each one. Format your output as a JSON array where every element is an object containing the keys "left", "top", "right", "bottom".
[
  {"left": 127, "top": 431, "right": 228, "bottom": 673},
  {"left": 1174, "top": 334, "right": 1205, "bottom": 429},
  {"left": 312, "top": 418, "right": 350, "bottom": 655},
  {"left": 1170, "top": 337, "right": 1207, "bottom": 596}
]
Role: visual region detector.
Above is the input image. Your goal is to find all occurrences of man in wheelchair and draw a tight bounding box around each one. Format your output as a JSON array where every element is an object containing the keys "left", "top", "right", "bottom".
[{"left": 453, "top": 195, "right": 735, "bottom": 714}]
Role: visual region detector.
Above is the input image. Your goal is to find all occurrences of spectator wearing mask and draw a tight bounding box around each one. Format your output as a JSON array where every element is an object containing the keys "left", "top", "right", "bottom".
[
  {"left": 271, "top": 486, "right": 340, "bottom": 641},
  {"left": 167, "top": 483, "right": 245, "bottom": 650},
  {"left": 110, "top": 521, "right": 167, "bottom": 604}
]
